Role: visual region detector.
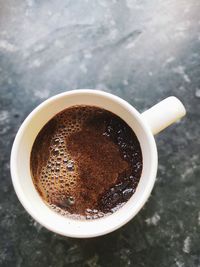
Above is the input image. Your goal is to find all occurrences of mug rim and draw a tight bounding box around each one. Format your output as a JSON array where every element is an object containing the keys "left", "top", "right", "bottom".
[{"left": 10, "top": 89, "right": 158, "bottom": 237}]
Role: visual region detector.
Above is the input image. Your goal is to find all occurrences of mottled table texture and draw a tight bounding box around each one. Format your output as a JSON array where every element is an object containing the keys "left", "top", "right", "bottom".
[{"left": 0, "top": 0, "right": 200, "bottom": 266}]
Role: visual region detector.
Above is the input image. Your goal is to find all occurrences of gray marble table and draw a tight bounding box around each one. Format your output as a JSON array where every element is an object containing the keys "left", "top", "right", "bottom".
[{"left": 0, "top": 0, "right": 200, "bottom": 266}]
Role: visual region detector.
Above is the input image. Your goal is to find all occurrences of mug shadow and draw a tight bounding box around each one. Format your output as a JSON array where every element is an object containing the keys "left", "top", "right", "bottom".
[{"left": 48, "top": 210, "right": 149, "bottom": 266}]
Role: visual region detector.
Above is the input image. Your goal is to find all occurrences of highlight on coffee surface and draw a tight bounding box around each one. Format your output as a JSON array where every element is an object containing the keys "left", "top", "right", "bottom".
[{"left": 30, "top": 106, "right": 143, "bottom": 220}]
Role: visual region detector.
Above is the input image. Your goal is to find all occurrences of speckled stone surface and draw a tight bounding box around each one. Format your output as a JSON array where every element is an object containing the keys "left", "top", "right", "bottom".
[{"left": 0, "top": 0, "right": 200, "bottom": 266}]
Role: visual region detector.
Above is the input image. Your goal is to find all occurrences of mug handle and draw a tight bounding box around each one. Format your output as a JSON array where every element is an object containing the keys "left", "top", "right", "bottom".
[{"left": 141, "top": 96, "right": 186, "bottom": 135}]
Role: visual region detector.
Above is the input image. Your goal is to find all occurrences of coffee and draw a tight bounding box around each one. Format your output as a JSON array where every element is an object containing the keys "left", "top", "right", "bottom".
[{"left": 30, "top": 106, "right": 142, "bottom": 220}]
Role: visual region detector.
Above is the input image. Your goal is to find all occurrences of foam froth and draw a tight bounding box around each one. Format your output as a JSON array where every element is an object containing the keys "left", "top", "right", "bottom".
[{"left": 30, "top": 106, "right": 142, "bottom": 220}]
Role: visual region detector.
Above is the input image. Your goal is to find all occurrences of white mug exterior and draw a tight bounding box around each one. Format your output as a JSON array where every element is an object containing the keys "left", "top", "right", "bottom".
[{"left": 10, "top": 90, "right": 186, "bottom": 238}]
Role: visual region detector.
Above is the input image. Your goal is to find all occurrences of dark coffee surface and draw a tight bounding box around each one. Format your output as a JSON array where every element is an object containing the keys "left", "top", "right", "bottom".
[{"left": 30, "top": 106, "right": 142, "bottom": 219}]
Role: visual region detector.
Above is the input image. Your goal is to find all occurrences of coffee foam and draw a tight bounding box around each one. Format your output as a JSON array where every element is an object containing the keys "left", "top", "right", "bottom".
[
  {"left": 31, "top": 105, "right": 143, "bottom": 220},
  {"left": 36, "top": 108, "right": 86, "bottom": 210}
]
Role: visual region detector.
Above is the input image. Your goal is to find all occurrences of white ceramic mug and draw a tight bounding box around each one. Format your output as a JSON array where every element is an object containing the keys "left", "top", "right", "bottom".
[{"left": 10, "top": 89, "right": 186, "bottom": 238}]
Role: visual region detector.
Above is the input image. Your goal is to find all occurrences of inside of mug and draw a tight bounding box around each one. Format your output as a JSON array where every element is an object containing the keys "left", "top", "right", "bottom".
[{"left": 11, "top": 90, "right": 157, "bottom": 237}]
